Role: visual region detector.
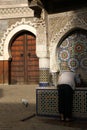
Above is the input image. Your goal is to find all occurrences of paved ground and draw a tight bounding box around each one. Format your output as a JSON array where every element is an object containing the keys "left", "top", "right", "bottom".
[{"left": 0, "top": 85, "right": 87, "bottom": 130}]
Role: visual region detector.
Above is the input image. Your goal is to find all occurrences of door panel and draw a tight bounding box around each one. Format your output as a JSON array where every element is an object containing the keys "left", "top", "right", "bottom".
[
  {"left": 26, "top": 33, "right": 39, "bottom": 83},
  {"left": 9, "top": 31, "right": 39, "bottom": 84}
]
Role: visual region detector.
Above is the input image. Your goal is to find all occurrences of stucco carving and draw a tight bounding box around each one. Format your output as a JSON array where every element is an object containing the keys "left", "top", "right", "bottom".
[
  {"left": 0, "top": 7, "right": 34, "bottom": 19},
  {"left": 0, "top": 17, "right": 47, "bottom": 60},
  {"left": 50, "top": 15, "right": 87, "bottom": 72},
  {"left": 0, "top": 18, "right": 37, "bottom": 60},
  {"left": 39, "top": 58, "right": 50, "bottom": 68},
  {"left": 0, "top": 0, "right": 28, "bottom": 5}
]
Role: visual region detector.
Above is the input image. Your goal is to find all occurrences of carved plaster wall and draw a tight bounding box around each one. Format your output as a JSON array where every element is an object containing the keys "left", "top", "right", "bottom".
[
  {"left": 36, "top": 18, "right": 48, "bottom": 58},
  {"left": 0, "top": 0, "right": 34, "bottom": 19},
  {"left": 0, "top": 3, "right": 48, "bottom": 59},
  {"left": 0, "top": 17, "right": 47, "bottom": 61},
  {"left": 3, "top": 18, "right": 37, "bottom": 60},
  {"left": 0, "top": 18, "right": 35, "bottom": 59},
  {"left": 0, "top": 7, "right": 34, "bottom": 19},
  {"left": 49, "top": 9, "right": 87, "bottom": 72},
  {"left": 0, "top": 0, "right": 28, "bottom": 6}
]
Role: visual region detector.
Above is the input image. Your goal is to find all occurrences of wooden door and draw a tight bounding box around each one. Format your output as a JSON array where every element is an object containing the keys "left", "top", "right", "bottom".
[{"left": 9, "top": 31, "right": 39, "bottom": 84}]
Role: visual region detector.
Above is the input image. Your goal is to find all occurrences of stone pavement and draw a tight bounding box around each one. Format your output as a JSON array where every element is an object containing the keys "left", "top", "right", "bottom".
[{"left": 0, "top": 85, "right": 86, "bottom": 130}]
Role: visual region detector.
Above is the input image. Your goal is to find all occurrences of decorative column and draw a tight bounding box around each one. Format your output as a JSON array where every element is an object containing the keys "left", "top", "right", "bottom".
[
  {"left": 33, "top": 5, "right": 49, "bottom": 87},
  {"left": 49, "top": 44, "right": 60, "bottom": 87},
  {"left": 36, "top": 21, "right": 50, "bottom": 87}
]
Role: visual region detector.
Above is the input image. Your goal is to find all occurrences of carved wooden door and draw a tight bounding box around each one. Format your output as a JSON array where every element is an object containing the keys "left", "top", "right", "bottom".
[{"left": 9, "top": 31, "right": 39, "bottom": 84}]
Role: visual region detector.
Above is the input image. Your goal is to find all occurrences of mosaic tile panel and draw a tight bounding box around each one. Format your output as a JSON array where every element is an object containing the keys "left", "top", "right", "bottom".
[
  {"left": 39, "top": 68, "right": 49, "bottom": 87},
  {"left": 36, "top": 89, "right": 87, "bottom": 118},
  {"left": 36, "top": 89, "right": 59, "bottom": 116},
  {"left": 73, "top": 90, "right": 87, "bottom": 117},
  {"left": 57, "top": 30, "right": 87, "bottom": 85}
]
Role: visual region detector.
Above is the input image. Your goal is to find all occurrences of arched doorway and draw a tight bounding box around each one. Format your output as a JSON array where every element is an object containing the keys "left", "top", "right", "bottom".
[{"left": 9, "top": 31, "right": 39, "bottom": 84}]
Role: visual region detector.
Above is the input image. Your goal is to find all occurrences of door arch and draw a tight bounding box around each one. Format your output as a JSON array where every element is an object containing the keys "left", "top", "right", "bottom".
[{"left": 9, "top": 31, "right": 39, "bottom": 84}]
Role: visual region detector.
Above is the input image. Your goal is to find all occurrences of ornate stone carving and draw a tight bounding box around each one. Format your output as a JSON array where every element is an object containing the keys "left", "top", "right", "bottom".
[
  {"left": 39, "top": 58, "right": 50, "bottom": 68},
  {"left": 0, "top": 7, "right": 34, "bottom": 19},
  {"left": 0, "top": 18, "right": 37, "bottom": 58},
  {"left": 0, "top": 17, "right": 46, "bottom": 60},
  {"left": 0, "top": 0, "right": 28, "bottom": 7}
]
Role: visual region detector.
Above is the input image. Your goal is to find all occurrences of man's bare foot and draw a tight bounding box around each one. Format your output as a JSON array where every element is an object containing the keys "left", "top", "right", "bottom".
[
  {"left": 65, "top": 118, "right": 72, "bottom": 122},
  {"left": 60, "top": 114, "right": 64, "bottom": 121}
]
